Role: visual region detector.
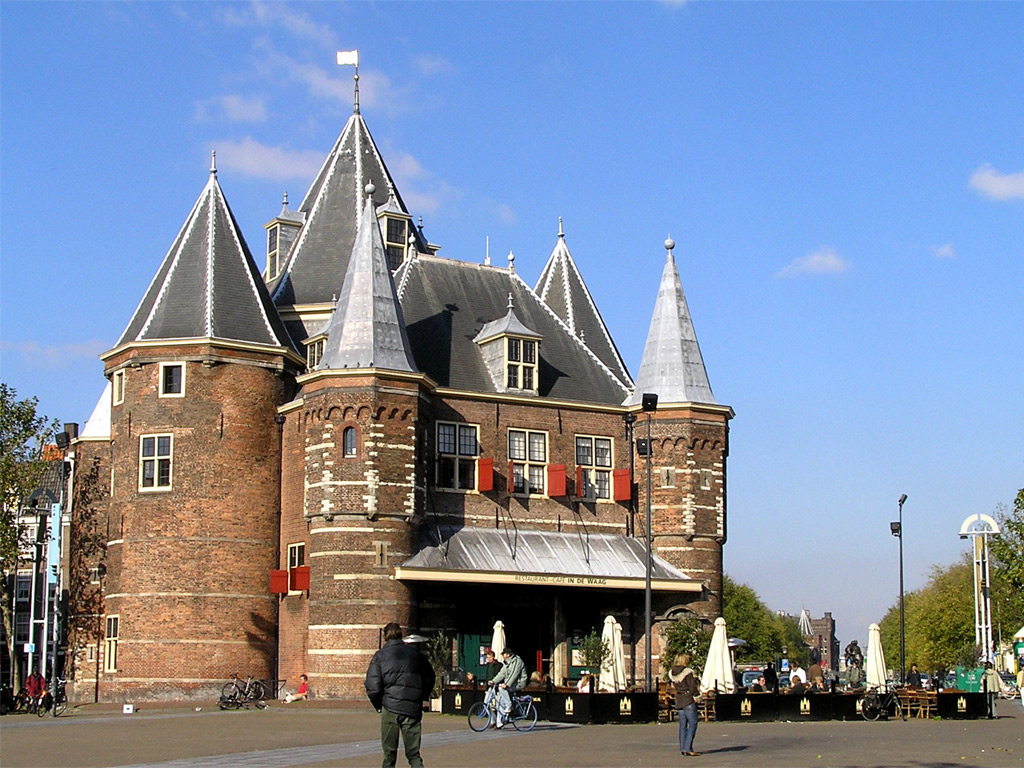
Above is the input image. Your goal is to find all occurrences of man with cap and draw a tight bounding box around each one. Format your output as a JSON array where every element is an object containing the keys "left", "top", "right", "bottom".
[
  {"left": 365, "top": 623, "right": 436, "bottom": 768},
  {"left": 489, "top": 647, "right": 527, "bottom": 728}
]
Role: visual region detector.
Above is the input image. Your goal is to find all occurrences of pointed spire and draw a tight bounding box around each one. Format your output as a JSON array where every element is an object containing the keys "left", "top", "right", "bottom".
[
  {"left": 210, "top": 150, "right": 217, "bottom": 175},
  {"left": 318, "top": 189, "right": 416, "bottom": 372},
  {"left": 624, "top": 237, "right": 715, "bottom": 406},
  {"left": 115, "top": 163, "right": 290, "bottom": 351},
  {"left": 535, "top": 220, "right": 633, "bottom": 388}
]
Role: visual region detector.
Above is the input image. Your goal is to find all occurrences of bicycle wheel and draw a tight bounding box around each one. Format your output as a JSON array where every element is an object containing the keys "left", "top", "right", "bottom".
[
  {"left": 249, "top": 681, "right": 267, "bottom": 701},
  {"left": 36, "top": 696, "right": 50, "bottom": 717},
  {"left": 861, "top": 692, "right": 882, "bottom": 721},
  {"left": 512, "top": 702, "right": 538, "bottom": 732},
  {"left": 468, "top": 701, "right": 492, "bottom": 732},
  {"left": 53, "top": 694, "right": 68, "bottom": 717},
  {"left": 222, "top": 682, "right": 241, "bottom": 699}
]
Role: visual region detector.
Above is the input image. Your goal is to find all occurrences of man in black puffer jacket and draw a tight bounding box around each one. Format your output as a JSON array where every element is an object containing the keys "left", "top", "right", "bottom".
[{"left": 365, "top": 622, "right": 436, "bottom": 768}]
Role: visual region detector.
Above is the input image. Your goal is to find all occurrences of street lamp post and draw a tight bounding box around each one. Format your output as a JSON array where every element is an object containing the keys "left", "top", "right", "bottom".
[
  {"left": 891, "top": 494, "right": 907, "bottom": 685},
  {"left": 640, "top": 393, "right": 658, "bottom": 691}
]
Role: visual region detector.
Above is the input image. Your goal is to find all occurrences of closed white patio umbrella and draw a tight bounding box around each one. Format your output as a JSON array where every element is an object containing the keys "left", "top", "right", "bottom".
[
  {"left": 491, "top": 620, "right": 506, "bottom": 658},
  {"left": 700, "top": 617, "right": 736, "bottom": 694},
  {"left": 598, "top": 615, "right": 627, "bottom": 692},
  {"left": 865, "top": 623, "right": 887, "bottom": 690}
]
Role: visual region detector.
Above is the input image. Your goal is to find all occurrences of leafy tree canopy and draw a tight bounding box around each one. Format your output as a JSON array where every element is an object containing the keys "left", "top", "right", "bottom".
[{"left": 0, "top": 383, "right": 57, "bottom": 575}]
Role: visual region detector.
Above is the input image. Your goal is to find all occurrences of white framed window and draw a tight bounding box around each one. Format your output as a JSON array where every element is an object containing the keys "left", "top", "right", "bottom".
[
  {"left": 266, "top": 224, "right": 280, "bottom": 280},
  {"left": 306, "top": 337, "right": 325, "bottom": 371},
  {"left": 104, "top": 615, "right": 119, "bottom": 673},
  {"left": 384, "top": 216, "right": 409, "bottom": 270},
  {"left": 89, "top": 566, "right": 102, "bottom": 585},
  {"left": 436, "top": 422, "right": 479, "bottom": 491},
  {"left": 343, "top": 426, "right": 357, "bottom": 457},
  {"left": 506, "top": 337, "right": 538, "bottom": 392},
  {"left": 700, "top": 469, "right": 713, "bottom": 490},
  {"left": 576, "top": 435, "right": 613, "bottom": 500},
  {"left": 139, "top": 434, "right": 173, "bottom": 490},
  {"left": 159, "top": 362, "right": 184, "bottom": 397},
  {"left": 509, "top": 429, "right": 547, "bottom": 495},
  {"left": 288, "top": 542, "right": 305, "bottom": 570},
  {"left": 15, "top": 572, "right": 31, "bottom": 600},
  {"left": 112, "top": 370, "right": 125, "bottom": 406}
]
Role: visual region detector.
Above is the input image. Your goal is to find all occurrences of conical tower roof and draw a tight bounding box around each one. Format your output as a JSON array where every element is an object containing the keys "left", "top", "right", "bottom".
[
  {"left": 269, "top": 110, "right": 423, "bottom": 310},
  {"left": 317, "top": 188, "right": 416, "bottom": 372},
  {"left": 115, "top": 157, "right": 292, "bottom": 350},
  {"left": 624, "top": 238, "right": 715, "bottom": 407},
  {"left": 536, "top": 219, "right": 633, "bottom": 387}
]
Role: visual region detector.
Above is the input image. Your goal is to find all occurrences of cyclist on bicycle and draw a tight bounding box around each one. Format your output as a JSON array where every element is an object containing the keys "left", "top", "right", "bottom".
[
  {"left": 489, "top": 648, "right": 527, "bottom": 728},
  {"left": 26, "top": 671, "right": 47, "bottom": 711}
]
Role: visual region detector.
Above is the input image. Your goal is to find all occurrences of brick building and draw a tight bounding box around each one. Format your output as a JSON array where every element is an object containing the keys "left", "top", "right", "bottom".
[{"left": 65, "top": 84, "right": 733, "bottom": 702}]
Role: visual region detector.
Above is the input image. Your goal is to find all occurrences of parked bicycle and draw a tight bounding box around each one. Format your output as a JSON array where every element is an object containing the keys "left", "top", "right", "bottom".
[
  {"left": 860, "top": 687, "right": 905, "bottom": 721},
  {"left": 50, "top": 678, "right": 68, "bottom": 717},
  {"left": 468, "top": 685, "right": 538, "bottom": 732},
  {"left": 219, "top": 673, "right": 268, "bottom": 710}
]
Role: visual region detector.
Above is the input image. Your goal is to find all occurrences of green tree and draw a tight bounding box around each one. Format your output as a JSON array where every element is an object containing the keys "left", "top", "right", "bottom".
[
  {"left": 989, "top": 489, "right": 1024, "bottom": 637},
  {"left": 1, "top": 383, "right": 58, "bottom": 683},
  {"left": 723, "top": 575, "right": 809, "bottom": 667},
  {"left": 880, "top": 557, "right": 977, "bottom": 673},
  {"left": 578, "top": 629, "right": 611, "bottom": 674},
  {"left": 661, "top": 614, "right": 712, "bottom": 677}
]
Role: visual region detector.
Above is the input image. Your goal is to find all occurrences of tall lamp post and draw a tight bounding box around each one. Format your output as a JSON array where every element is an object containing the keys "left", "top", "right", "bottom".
[
  {"left": 639, "top": 393, "right": 658, "bottom": 690},
  {"left": 890, "top": 494, "right": 907, "bottom": 685}
]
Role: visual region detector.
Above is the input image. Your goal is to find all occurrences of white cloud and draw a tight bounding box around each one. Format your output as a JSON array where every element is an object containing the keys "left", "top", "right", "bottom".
[
  {"left": 969, "top": 163, "right": 1024, "bottom": 201},
  {"left": 413, "top": 55, "right": 456, "bottom": 77},
  {"left": 220, "top": 1, "right": 334, "bottom": 46},
  {"left": 932, "top": 243, "right": 956, "bottom": 259},
  {"left": 496, "top": 203, "right": 517, "bottom": 226},
  {"left": 776, "top": 247, "right": 850, "bottom": 278},
  {"left": 1, "top": 340, "right": 109, "bottom": 368},
  {"left": 195, "top": 95, "right": 268, "bottom": 124},
  {"left": 213, "top": 137, "right": 325, "bottom": 181}
]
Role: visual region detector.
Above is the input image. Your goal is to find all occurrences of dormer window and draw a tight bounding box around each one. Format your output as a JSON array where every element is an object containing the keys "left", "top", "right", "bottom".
[
  {"left": 305, "top": 335, "right": 326, "bottom": 371},
  {"left": 473, "top": 304, "right": 542, "bottom": 396},
  {"left": 266, "top": 225, "right": 280, "bottom": 280},
  {"left": 384, "top": 217, "right": 408, "bottom": 270},
  {"left": 507, "top": 337, "right": 537, "bottom": 391}
]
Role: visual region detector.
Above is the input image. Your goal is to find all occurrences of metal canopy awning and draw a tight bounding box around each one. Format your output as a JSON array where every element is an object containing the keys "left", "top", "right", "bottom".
[{"left": 394, "top": 528, "right": 703, "bottom": 593}]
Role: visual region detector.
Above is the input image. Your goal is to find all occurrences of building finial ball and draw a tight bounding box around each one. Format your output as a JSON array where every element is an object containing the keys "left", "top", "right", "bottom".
[
  {"left": 664, "top": 236, "right": 675, "bottom": 252},
  {"left": 365, "top": 182, "right": 376, "bottom": 196}
]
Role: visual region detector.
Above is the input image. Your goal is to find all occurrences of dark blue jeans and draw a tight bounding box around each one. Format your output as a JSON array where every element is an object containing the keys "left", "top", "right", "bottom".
[{"left": 679, "top": 702, "right": 698, "bottom": 753}]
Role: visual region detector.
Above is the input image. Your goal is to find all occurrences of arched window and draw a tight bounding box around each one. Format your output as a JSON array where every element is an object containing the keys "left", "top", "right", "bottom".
[{"left": 343, "top": 426, "right": 357, "bottom": 457}]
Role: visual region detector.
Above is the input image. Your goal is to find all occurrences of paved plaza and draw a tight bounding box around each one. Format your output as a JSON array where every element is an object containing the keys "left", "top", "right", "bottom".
[{"left": 2, "top": 700, "right": 1022, "bottom": 768}]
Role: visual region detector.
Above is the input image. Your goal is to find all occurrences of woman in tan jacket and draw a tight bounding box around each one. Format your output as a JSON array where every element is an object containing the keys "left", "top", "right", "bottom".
[{"left": 669, "top": 654, "right": 701, "bottom": 757}]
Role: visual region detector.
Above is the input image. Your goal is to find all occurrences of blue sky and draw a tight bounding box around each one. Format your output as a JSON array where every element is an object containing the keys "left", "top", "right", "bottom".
[{"left": 2, "top": 2, "right": 1022, "bottom": 649}]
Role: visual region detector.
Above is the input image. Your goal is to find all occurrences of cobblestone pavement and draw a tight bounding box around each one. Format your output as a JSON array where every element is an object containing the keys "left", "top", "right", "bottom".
[{"left": 2, "top": 699, "right": 1022, "bottom": 768}]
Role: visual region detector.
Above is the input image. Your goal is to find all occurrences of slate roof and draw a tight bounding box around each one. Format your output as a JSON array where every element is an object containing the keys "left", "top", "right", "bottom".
[
  {"left": 268, "top": 110, "right": 424, "bottom": 313},
  {"left": 116, "top": 163, "right": 292, "bottom": 350},
  {"left": 400, "top": 527, "right": 696, "bottom": 585},
  {"left": 395, "top": 255, "right": 631, "bottom": 405},
  {"left": 625, "top": 243, "right": 715, "bottom": 406},
  {"left": 317, "top": 193, "right": 416, "bottom": 372},
  {"left": 535, "top": 221, "right": 633, "bottom": 387}
]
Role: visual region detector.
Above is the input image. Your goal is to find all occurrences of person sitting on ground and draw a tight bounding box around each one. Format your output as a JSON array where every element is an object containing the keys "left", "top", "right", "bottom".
[
  {"left": 489, "top": 647, "right": 527, "bottom": 728},
  {"left": 284, "top": 674, "right": 309, "bottom": 703},
  {"left": 789, "top": 674, "right": 808, "bottom": 695}
]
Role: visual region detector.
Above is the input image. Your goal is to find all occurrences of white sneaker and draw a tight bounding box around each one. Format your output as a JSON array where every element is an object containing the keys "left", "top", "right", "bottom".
[{"left": 495, "top": 721, "right": 505, "bottom": 729}]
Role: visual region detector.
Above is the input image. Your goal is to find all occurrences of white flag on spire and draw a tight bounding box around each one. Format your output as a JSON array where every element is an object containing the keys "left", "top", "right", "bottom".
[{"left": 337, "top": 50, "right": 359, "bottom": 67}]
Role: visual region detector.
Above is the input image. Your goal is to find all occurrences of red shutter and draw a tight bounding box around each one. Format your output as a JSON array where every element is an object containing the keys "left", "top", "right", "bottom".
[
  {"left": 613, "top": 468, "right": 632, "bottom": 502},
  {"left": 547, "top": 464, "right": 566, "bottom": 497},
  {"left": 270, "top": 569, "right": 289, "bottom": 595},
  {"left": 477, "top": 457, "right": 493, "bottom": 492},
  {"left": 290, "top": 565, "right": 311, "bottom": 592}
]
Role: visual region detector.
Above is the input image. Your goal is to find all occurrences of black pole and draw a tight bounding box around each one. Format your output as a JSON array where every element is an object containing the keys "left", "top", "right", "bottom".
[
  {"left": 898, "top": 494, "right": 907, "bottom": 686},
  {"left": 644, "top": 411, "right": 653, "bottom": 691}
]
